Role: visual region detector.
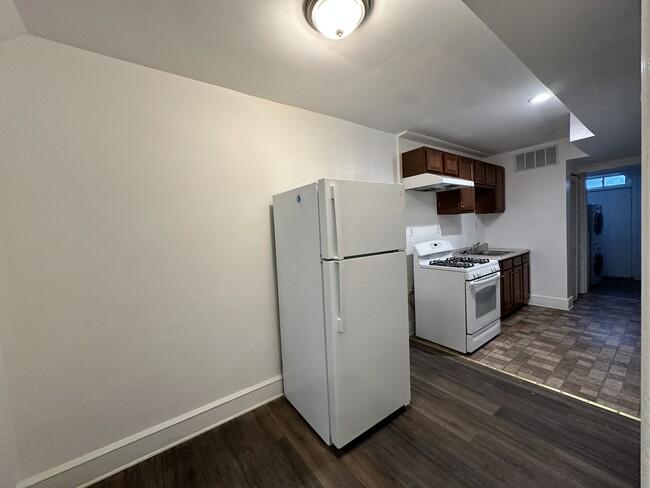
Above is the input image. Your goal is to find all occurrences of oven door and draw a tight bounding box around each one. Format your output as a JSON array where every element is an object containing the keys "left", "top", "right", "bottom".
[{"left": 465, "top": 272, "right": 500, "bottom": 334}]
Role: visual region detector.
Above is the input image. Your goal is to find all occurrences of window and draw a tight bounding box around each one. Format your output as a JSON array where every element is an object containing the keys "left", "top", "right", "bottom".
[
  {"left": 586, "top": 178, "right": 603, "bottom": 190},
  {"left": 604, "top": 174, "right": 626, "bottom": 186},
  {"left": 586, "top": 173, "right": 627, "bottom": 191}
]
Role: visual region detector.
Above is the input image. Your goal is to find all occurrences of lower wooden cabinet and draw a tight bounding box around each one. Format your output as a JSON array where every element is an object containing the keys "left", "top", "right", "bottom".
[
  {"left": 499, "top": 253, "right": 530, "bottom": 318},
  {"left": 522, "top": 260, "right": 530, "bottom": 302},
  {"left": 500, "top": 270, "right": 512, "bottom": 316}
]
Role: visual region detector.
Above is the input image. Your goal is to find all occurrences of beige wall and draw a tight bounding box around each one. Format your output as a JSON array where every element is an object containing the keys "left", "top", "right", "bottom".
[{"left": 0, "top": 35, "right": 397, "bottom": 483}]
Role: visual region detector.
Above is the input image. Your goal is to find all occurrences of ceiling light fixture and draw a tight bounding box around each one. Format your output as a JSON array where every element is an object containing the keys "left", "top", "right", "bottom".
[
  {"left": 528, "top": 92, "right": 553, "bottom": 104},
  {"left": 305, "top": 0, "right": 371, "bottom": 40}
]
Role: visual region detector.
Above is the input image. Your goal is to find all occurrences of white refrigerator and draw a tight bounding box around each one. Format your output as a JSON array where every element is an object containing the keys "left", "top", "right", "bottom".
[{"left": 272, "top": 178, "right": 411, "bottom": 448}]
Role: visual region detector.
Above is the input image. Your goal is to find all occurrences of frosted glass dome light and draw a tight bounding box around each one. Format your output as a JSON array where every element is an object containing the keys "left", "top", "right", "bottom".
[
  {"left": 305, "top": 0, "right": 371, "bottom": 40},
  {"left": 528, "top": 92, "right": 553, "bottom": 104}
]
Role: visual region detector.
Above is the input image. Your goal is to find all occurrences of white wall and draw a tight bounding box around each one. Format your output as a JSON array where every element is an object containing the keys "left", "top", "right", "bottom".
[
  {"left": 0, "top": 35, "right": 398, "bottom": 486},
  {"left": 400, "top": 138, "right": 486, "bottom": 252},
  {"left": 483, "top": 139, "right": 587, "bottom": 310},
  {"left": 399, "top": 138, "right": 486, "bottom": 331}
]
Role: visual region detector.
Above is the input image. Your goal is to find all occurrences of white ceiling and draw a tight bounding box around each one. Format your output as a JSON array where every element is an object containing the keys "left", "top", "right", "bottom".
[
  {"left": 4, "top": 0, "right": 641, "bottom": 160},
  {"left": 462, "top": 0, "right": 641, "bottom": 163}
]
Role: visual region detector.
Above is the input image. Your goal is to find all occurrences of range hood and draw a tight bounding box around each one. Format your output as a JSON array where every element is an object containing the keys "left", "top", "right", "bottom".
[{"left": 403, "top": 173, "right": 475, "bottom": 192}]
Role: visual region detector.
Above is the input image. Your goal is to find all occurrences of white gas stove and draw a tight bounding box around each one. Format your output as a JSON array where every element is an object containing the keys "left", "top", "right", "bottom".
[
  {"left": 415, "top": 240, "right": 500, "bottom": 279},
  {"left": 413, "top": 240, "right": 501, "bottom": 353}
]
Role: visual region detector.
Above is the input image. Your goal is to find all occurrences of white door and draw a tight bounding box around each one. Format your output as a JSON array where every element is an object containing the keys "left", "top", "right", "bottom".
[
  {"left": 589, "top": 188, "right": 632, "bottom": 277},
  {"left": 322, "top": 251, "right": 411, "bottom": 448},
  {"left": 318, "top": 179, "right": 406, "bottom": 259}
]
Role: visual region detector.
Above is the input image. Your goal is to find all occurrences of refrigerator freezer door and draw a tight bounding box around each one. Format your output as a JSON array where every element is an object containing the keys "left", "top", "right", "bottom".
[
  {"left": 318, "top": 179, "right": 406, "bottom": 259},
  {"left": 322, "top": 251, "right": 411, "bottom": 448}
]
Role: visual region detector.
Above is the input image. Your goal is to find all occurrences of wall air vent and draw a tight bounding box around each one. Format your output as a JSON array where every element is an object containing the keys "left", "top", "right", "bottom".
[{"left": 514, "top": 144, "right": 558, "bottom": 172}]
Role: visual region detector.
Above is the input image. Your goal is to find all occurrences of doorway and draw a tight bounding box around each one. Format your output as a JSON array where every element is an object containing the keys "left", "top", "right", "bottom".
[{"left": 588, "top": 187, "right": 633, "bottom": 278}]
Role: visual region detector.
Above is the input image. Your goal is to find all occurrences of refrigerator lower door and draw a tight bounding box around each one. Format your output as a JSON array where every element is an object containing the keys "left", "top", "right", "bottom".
[
  {"left": 318, "top": 179, "right": 406, "bottom": 260},
  {"left": 322, "top": 251, "right": 411, "bottom": 448}
]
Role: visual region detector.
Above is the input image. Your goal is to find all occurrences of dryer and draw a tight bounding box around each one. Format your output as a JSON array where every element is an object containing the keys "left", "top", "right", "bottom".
[
  {"left": 588, "top": 204, "right": 604, "bottom": 245},
  {"left": 589, "top": 244, "right": 603, "bottom": 287}
]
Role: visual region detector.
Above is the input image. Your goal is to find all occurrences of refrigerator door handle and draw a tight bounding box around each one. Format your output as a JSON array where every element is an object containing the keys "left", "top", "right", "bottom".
[
  {"left": 336, "top": 261, "right": 345, "bottom": 333},
  {"left": 330, "top": 184, "right": 343, "bottom": 258}
]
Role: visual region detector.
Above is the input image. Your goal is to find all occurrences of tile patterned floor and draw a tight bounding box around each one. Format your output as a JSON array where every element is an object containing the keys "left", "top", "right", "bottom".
[{"left": 469, "top": 278, "right": 641, "bottom": 417}]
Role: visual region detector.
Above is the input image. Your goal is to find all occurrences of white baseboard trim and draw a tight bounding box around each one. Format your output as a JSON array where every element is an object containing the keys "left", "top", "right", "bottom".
[
  {"left": 18, "top": 376, "right": 283, "bottom": 488},
  {"left": 529, "top": 294, "right": 572, "bottom": 311}
]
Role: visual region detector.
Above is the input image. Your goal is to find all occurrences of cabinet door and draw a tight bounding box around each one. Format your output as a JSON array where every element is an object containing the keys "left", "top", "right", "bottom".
[
  {"left": 436, "top": 190, "right": 460, "bottom": 214},
  {"left": 459, "top": 187, "right": 475, "bottom": 212},
  {"left": 425, "top": 149, "right": 444, "bottom": 174},
  {"left": 437, "top": 188, "right": 475, "bottom": 214},
  {"left": 523, "top": 261, "right": 530, "bottom": 302},
  {"left": 485, "top": 164, "right": 496, "bottom": 187},
  {"left": 494, "top": 166, "right": 505, "bottom": 213},
  {"left": 459, "top": 157, "right": 474, "bottom": 180},
  {"left": 513, "top": 265, "right": 523, "bottom": 305},
  {"left": 474, "top": 161, "right": 486, "bottom": 185},
  {"left": 474, "top": 187, "right": 495, "bottom": 214},
  {"left": 501, "top": 270, "right": 513, "bottom": 316},
  {"left": 401, "top": 148, "right": 426, "bottom": 178},
  {"left": 443, "top": 153, "right": 459, "bottom": 177}
]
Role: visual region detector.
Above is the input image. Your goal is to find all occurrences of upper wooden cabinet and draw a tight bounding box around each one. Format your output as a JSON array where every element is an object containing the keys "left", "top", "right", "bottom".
[
  {"left": 459, "top": 157, "right": 474, "bottom": 181},
  {"left": 484, "top": 163, "right": 496, "bottom": 187},
  {"left": 494, "top": 166, "right": 505, "bottom": 213},
  {"left": 474, "top": 160, "right": 486, "bottom": 185},
  {"left": 401, "top": 147, "right": 504, "bottom": 215},
  {"left": 443, "top": 153, "right": 459, "bottom": 177},
  {"left": 435, "top": 156, "right": 474, "bottom": 215},
  {"left": 474, "top": 160, "right": 496, "bottom": 187},
  {"left": 475, "top": 164, "right": 505, "bottom": 214},
  {"left": 402, "top": 147, "right": 461, "bottom": 178},
  {"left": 436, "top": 187, "right": 475, "bottom": 215}
]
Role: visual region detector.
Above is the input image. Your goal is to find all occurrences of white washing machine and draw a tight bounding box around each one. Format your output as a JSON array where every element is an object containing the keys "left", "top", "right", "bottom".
[
  {"left": 589, "top": 244, "right": 603, "bottom": 287},
  {"left": 588, "top": 204, "right": 604, "bottom": 245}
]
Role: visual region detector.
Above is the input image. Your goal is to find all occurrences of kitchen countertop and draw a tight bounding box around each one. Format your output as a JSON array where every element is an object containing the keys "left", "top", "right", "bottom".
[{"left": 456, "top": 247, "right": 530, "bottom": 261}]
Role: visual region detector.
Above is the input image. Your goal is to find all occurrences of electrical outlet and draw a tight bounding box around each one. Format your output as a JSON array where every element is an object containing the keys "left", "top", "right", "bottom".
[
  {"left": 408, "top": 227, "right": 414, "bottom": 237},
  {"left": 433, "top": 225, "right": 441, "bottom": 235}
]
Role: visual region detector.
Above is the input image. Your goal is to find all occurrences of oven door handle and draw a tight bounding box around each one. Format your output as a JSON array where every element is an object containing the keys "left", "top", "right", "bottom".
[{"left": 467, "top": 272, "right": 499, "bottom": 289}]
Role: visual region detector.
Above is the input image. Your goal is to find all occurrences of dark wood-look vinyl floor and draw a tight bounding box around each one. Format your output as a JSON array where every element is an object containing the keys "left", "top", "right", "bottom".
[
  {"left": 92, "top": 343, "right": 640, "bottom": 488},
  {"left": 470, "top": 277, "right": 641, "bottom": 417}
]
